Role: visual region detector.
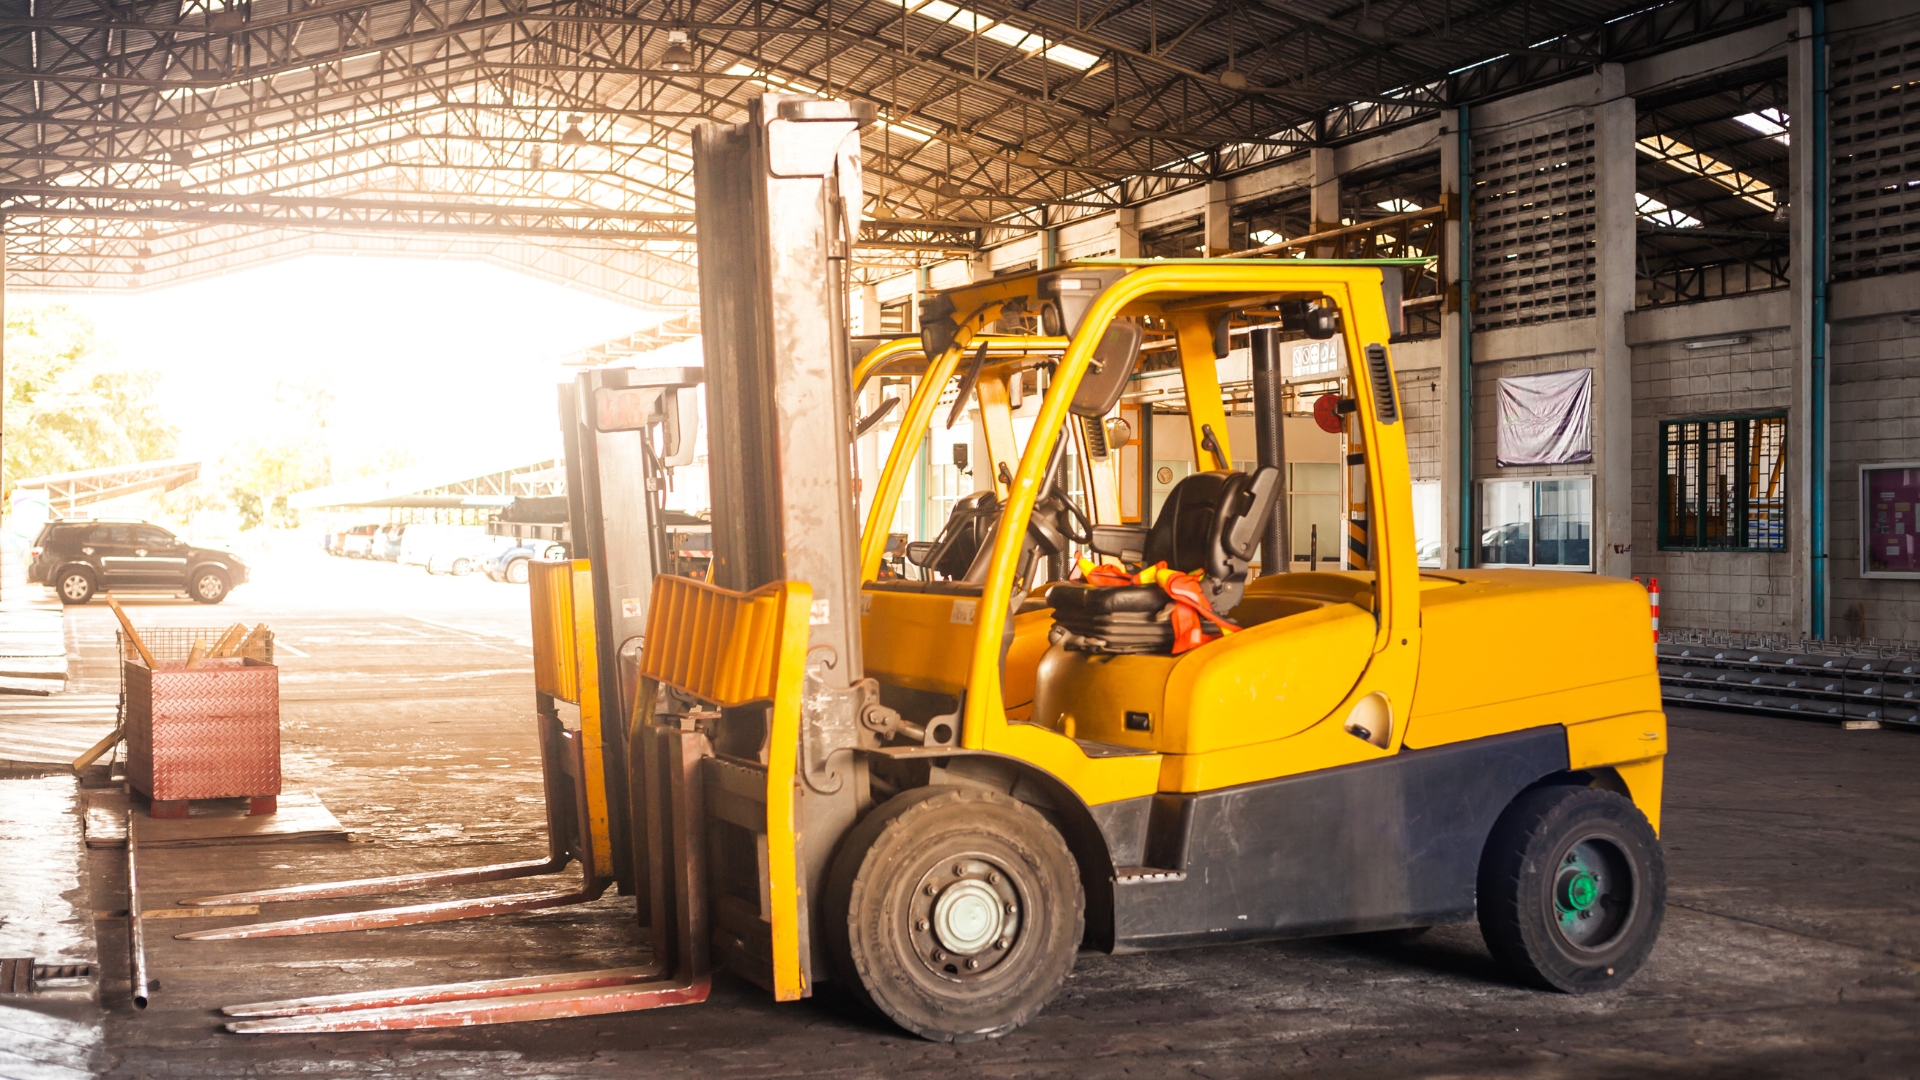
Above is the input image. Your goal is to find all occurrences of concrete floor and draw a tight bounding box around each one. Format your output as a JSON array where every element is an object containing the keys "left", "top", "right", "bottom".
[{"left": 37, "top": 553, "right": 1920, "bottom": 1077}]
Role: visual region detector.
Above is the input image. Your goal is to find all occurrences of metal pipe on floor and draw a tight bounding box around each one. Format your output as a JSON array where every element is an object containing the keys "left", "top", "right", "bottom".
[{"left": 127, "top": 807, "right": 149, "bottom": 1009}]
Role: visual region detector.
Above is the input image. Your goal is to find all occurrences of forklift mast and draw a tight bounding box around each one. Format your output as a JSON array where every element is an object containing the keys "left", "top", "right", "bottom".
[{"left": 676, "top": 93, "right": 876, "bottom": 991}]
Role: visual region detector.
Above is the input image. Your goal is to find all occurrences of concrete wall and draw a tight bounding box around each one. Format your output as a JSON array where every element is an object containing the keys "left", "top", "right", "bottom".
[
  {"left": 1627, "top": 292, "right": 1798, "bottom": 633},
  {"left": 1830, "top": 271, "right": 1920, "bottom": 638}
]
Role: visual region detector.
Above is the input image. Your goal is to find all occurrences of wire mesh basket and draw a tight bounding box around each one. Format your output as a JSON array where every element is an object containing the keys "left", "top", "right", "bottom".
[{"left": 118, "top": 626, "right": 274, "bottom": 666}]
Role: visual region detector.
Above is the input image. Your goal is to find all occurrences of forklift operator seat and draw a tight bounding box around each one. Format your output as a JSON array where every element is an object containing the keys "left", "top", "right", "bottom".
[{"left": 1047, "top": 468, "right": 1280, "bottom": 655}]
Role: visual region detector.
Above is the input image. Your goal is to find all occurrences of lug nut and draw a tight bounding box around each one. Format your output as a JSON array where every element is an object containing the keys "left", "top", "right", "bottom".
[
  {"left": 995, "top": 937, "right": 1009, "bottom": 950},
  {"left": 1004, "top": 902, "right": 1017, "bottom": 914},
  {"left": 916, "top": 919, "right": 929, "bottom": 932},
  {"left": 931, "top": 948, "right": 946, "bottom": 962},
  {"left": 989, "top": 872, "right": 1001, "bottom": 884},
  {"left": 966, "top": 958, "right": 979, "bottom": 970},
  {"left": 925, "top": 883, "right": 938, "bottom": 896},
  {"left": 954, "top": 863, "right": 966, "bottom": 876}
]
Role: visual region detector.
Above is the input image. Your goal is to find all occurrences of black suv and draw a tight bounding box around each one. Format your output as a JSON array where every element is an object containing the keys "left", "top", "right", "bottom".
[{"left": 26, "top": 520, "right": 249, "bottom": 605}]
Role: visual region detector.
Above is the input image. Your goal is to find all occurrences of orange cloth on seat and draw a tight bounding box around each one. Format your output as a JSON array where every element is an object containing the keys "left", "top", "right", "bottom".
[{"left": 1075, "top": 560, "right": 1238, "bottom": 655}]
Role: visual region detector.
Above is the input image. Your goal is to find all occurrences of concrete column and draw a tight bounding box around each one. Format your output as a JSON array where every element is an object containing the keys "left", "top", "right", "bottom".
[
  {"left": 1203, "top": 180, "right": 1230, "bottom": 256},
  {"left": 1438, "top": 117, "right": 1466, "bottom": 568},
  {"left": 1309, "top": 147, "right": 1340, "bottom": 256},
  {"left": 968, "top": 252, "right": 992, "bottom": 282},
  {"left": 859, "top": 283, "right": 881, "bottom": 335},
  {"left": 911, "top": 265, "right": 929, "bottom": 332},
  {"left": 1042, "top": 226, "right": 1061, "bottom": 268},
  {"left": 1592, "top": 63, "right": 1636, "bottom": 579},
  {"left": 1115, "top": 207, "right": 1142, "bottom": 257},
  {"left": 1786, "top": 6, "right": 1816, "bottom": 634}
]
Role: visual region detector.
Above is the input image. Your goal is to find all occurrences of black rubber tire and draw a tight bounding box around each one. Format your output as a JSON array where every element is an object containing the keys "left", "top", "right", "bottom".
[
  {"left": 505, "top": 558, "right": 530, "bottom": 585},
  {"left": 825, "top": 785, "right": 1083, "bottom": 1043},
  {"left": 189, "top": 568, "right": 230, "bottom": 604},
  {"left": 1477, "top": 784, "right": 1665, "bottom": 994},
  {"left": 450, "top": 558, "right": 473, "bottom": 577},
  {"left": 55, "top": 568, "right": 95, "bottom": 605}
]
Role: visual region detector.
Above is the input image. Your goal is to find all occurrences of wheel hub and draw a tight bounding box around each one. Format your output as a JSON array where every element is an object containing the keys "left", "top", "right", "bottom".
[
  {"left": 931, "top": 880, "right": 1003, "bottom": 954},
  {"left": 1552, "top": 837, "right": 1632, "bottom": 950},
  {"left": 908, "top": 856, "right": 1022, "bottom": 981}
]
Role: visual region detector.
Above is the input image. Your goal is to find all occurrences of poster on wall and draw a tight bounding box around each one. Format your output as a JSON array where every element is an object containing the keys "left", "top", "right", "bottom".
[
  {"left": 1862, "top": 463, "right": 1920, "bottom": 578},
  {"left": 1496, "top": 368, "right": 1593, "bottom": 467}
]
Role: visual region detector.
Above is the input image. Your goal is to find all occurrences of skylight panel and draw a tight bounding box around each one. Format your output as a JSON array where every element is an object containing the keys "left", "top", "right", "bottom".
[
  {"left": 1733, "top": 109, "right": 1790, "bottom": 144},
  {"left": 1376, "top": 199, "right": 1422, "bottom": 213},
  {"left": 1636, "top": 134, "right": 1776, "bottom": 211},
  {"left": 880, "top": 0, "right": 1099, "bottom": 69},
  {"left": 1636, "top": 193, "right": 1701, "bottom": 228}
]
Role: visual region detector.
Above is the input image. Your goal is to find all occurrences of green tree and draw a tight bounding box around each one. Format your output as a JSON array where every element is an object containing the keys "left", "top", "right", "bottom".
[
  {"left": 216, "top": 380, "right": 336, "bottom": 530},
  {"left": 3, "top": 304, "right": 179, "bottom": 496}
]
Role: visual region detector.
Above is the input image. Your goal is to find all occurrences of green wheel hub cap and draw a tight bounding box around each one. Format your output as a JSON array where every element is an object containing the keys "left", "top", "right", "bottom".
[{"left": 1551, "top": 836, "right": 1633, "bottom": 951}]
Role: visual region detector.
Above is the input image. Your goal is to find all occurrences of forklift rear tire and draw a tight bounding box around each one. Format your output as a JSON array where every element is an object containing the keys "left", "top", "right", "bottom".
[
  {"left": 1477, "top": 784, "right": 1665, "bottom": 994},
  {"left": 826, "top": 785, "right": 1083, "bottom": 1043}
]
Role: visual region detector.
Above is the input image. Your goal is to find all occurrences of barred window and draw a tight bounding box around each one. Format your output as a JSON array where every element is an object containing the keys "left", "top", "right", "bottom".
[{"left": 1660, "top": 416, "right": 1787, "bottom": 550}]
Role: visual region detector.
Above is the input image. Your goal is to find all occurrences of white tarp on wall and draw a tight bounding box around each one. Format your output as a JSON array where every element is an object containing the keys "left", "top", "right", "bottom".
[{"left": 1496, "top": 368, "right": 1593, "bottom": 466}]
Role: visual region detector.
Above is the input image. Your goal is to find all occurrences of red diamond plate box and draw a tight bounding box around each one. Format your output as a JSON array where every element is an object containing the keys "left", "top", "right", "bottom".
[{"left": 125, "top": 658, "right": 280, "bottom": 803}]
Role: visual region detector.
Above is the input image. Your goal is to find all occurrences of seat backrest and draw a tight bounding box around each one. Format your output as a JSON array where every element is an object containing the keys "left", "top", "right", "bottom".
[
  {"left": 1143, "top": 468, "right": 1282, "bottom": 605},
  {"left": 1144, "top": 472, "right": 1237, "bottom": 576},
  {"left": 910, "top": 489, "right": 1001, "bottom": 580}
]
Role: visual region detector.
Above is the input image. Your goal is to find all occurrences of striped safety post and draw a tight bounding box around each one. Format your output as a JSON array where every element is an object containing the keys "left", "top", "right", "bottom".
[{"left": 1649, "top": 577, "right": 1661, "bottom": 642}]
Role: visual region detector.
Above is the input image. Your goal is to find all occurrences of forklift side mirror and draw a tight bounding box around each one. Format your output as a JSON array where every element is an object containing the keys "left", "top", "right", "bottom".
[
  {"left": 1305, "top": 306, "right": 1340, "bottom": 340},
  {"left": 952, "top": 443, "right": 970, "bottom": 472},
  {"left": 1070, "top": 317, "right": 1144, "bottom": 418}
]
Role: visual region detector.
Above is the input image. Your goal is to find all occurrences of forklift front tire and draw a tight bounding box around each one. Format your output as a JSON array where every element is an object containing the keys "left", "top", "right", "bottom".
[
  {"left": 826, "top": 784, "right": 1084, "bottom": 1043},
  {"left": 1477, "top": 784, "right": 1665, "bottom": 994}
]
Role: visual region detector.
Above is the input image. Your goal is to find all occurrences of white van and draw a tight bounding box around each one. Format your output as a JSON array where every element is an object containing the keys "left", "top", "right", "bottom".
[{"left": 398, "top": 525, "right": 501, "bottom": 576}]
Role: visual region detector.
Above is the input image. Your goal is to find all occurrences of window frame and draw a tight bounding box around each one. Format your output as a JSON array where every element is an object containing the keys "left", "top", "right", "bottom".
[
  {"left": 1478, "top": 475, "right": 1595, "bottom": 571},
  {"left": 1657, "top": 413, "right": 1789, "bottom": 553}
]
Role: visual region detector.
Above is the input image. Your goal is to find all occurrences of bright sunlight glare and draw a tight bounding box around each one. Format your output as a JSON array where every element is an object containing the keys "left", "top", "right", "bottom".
[{"left": 34, "top": 256, "right": 652, "bottom": 473}]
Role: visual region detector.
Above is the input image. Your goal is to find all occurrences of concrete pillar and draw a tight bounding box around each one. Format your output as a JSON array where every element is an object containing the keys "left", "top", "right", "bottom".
[
  {"left": 1592, "top": 63, "right": 1636, "bottom": 579},
  {"left": 859, "top": 283, "right": 881, "bottom": 335},
  {"left": 1438, "top": 117, "right": 1466, "bottom": 568},
  {"left": 1203, "top": 180, "right": 1230, "bottom": 256},
  {"left": 968, "top": 251, "right": 992, "bottom": 282},
  {"left": 1786, "top": 6, "right": 1817, "bottom": 634},
  {"left": 1309, "top": 147, "right": 1340, "bottom": 257},
  {"left": 1115, "top": 206, "right": 1142, "bottom": 258},
  {"left": 1042, "top": 227, "right": 1061, "bottom": 268},
  {"left": 910, "top": 265, "right": 929, "bottom": 332}
]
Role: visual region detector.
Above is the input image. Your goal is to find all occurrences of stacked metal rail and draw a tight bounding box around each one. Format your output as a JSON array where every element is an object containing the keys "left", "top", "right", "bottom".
[{"left": 1658, "top": 630, "right": 1920, "bottom": 727}]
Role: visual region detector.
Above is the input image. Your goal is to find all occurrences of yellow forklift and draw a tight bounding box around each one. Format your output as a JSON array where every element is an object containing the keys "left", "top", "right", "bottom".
[{"left": 224, "top": 94, "right": 1666, "bottom": 1040}]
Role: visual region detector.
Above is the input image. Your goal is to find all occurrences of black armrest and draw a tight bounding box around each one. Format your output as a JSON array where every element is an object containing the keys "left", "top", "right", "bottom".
[
  {"left": 1088, "top": 525, "right": 1149, "bottom": 564},
  {"left": 905, "top": 541, "right": 936, "bottom": 567}
]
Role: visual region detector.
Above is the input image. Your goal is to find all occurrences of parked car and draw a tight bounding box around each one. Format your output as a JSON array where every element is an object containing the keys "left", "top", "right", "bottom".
[
  {"left": 484, "top": 540, "right": 568, "bottom": 584},
  {"left": 399, "top": 525, "right": 502, "bottom": 576},
  {"left": 339, "top": 524, "right": 380, "bottom": 559},
  {"left": 26, "top": 519, "right": 249, "bottom": 605},
  {"left": 376, "top": 524, "right": 407, "bottom": 562}
]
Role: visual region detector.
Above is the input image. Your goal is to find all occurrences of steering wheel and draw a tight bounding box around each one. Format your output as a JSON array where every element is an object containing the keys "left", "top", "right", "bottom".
[{"left": 1055, "top": 487, "right": 1094, "bottom": 545}]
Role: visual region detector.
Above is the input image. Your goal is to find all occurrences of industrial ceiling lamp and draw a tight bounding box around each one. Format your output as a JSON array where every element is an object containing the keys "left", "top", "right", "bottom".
[
  {"left": 1355, "top": 1, "right": 1388, "bottom": 40},
  {"left": 560, "top": 115, "right": 588, "bottom": 147},
  {"left": 660, "top": 29, "right": 696, "bottom": 71}
]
